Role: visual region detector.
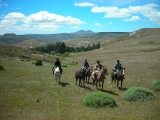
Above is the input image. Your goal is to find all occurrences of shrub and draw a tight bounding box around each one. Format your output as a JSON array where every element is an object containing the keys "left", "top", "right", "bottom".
[
  {"left": 82, "top": 92, "right": 117, "bottom": 108},
  {"left": 0, "top": 65, "right": 4, "bottom": 70},
  {"left": 61, "top": 52, "right": 70, "bottom": 57},
  {"left": 35, "top": 60, "right": 43, "bottom": 66},
  {"left": 61, "top": 64, "right": 67, "bottom": 67},
  {"left": 121, "top": 87, "right": 155, "bottom": 101},
  {"left": 50, "top": 51, "right": 56, "bottom": 55},
  {"left": 153, "top": 80, "right": 160, "bottom": 91},
  {"left": 66, "top": 62, "right": 76, "bottom": 65}
]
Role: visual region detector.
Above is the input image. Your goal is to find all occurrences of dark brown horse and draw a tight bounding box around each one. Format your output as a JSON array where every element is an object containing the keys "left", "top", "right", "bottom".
[
  {"left": 111, "top": 68, "right": 126, "bottom": 90},
  {"left": 84, "top": 67, "right": 93, "bottom": 83},
  {"left": 92, "top": 66, "right": 108, "bottom": 91},
  {"left": 75, "top": 69, "right": 86, "bottom": 87}
]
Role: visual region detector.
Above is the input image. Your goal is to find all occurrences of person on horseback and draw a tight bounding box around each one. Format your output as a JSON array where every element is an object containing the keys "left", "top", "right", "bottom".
[
  {"left": 53, "top": 58, "right": 63, "bottom": 74},
  {"left": 113, "top": 60, "right": 123, "bottom": 75},
  {"left": 93, "top": 60, "right": 102, "bottom": 79},
  {"left": 83, "top": 59, "right": 89, "bottom": 70}
]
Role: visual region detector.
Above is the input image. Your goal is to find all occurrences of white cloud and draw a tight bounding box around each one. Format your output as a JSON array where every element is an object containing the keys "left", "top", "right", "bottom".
[
  {"left": 91, "top": 6, "right": 131, "bottom": 18},
  {"left": 91, "top": 3, "right": 160, "bottom": 24},
  {"left": 108, "top": 22, "right": 113, "bottom": 24},
  {"left": 95, "top": 23, "right": 101, "bottom": 27},
  {"left": 0, "top": 11, "right": 85, "bottom": 34},
  {"left": 74, "top": 2, "right": 96, "bottom": 7},
  {"left": 123, "top": 16, "right": 141, "bottom": 21},
  {"left": 110, "top": 0, "right": 138, "bottom": 6}
]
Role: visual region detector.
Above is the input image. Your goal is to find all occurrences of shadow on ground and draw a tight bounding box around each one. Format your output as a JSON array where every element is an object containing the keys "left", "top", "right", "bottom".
[{"left": 59, "top": 82, "right": 70, "bottom": 87}]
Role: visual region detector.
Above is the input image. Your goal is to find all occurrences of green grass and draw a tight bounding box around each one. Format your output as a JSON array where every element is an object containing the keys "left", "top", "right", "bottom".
[
  {"left": 1, "top": 55, "right": 160, "bottom": 120},
  {"left": 82, "top": 92, "right": 117, "bottom": 108},
  {"left": 0, "top": 30, "right": 160, "bottom": 120}
]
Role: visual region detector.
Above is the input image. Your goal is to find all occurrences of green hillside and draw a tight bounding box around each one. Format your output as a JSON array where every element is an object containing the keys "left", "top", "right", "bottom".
[{"left": 0, "top": 28, "right": 160, "bottom": 120}]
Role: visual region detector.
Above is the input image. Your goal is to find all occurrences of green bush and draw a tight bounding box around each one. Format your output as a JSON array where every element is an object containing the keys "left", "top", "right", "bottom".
[
  {"left": 61, "top": 64, "right": 67, "bottom": 67},
  {"left": 121, "top": 87, "right": 155, "bottom": 101},
  {"left": 67, "top": 62, "right": 76, "bottom": 65},
  {"left": 35, "top": 60, "right": 43, "bottom": 66},
  {"left": 82, "top": 92, "right": 117, "bottom": 108},
  {"left": 0, "top": 65, "right": 4, "bottom": 70},
  {"left": 50, "top": 51, "right": 56, "bottom": 55},
  {"left": 61, "top": 52, "right": 70, "bottom": 57},
  {"left": 153, "top": 80, "right": 160, "bottom": 91}
]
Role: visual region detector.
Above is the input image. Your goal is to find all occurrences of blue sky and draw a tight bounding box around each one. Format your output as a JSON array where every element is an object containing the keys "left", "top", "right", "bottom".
[{"left": 0, "top": 0, "right": 160, "bottom": 35}]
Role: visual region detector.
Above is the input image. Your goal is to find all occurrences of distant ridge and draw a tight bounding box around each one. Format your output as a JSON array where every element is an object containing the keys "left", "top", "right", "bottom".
[{"left": 73, "top": 30, "right": 95, "bottom": 34}]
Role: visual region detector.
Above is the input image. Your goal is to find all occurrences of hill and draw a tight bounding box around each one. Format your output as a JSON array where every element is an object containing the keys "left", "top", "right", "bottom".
[
  {"left": 64, "top": 28, "right": 160, "bottom": 49},
  {"left": 0, "top": 30, "right": 129, "bottom": 44},
  {"left": 0, "top": 33, "right": 27, "bottom": 44},
  {"left": 0, "top": 28, "right": 160, "bottom": 120},
  {"left": 14, "top": 39, "right": 48, "bottom": 49}
]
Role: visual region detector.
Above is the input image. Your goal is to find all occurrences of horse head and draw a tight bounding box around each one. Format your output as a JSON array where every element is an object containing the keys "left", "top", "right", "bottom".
[
  {"left": 118, "top": 68, "right": 125, "bottom": 76},
  {"left": 102, "top": 66, "right": 108, "bottom": 75}
]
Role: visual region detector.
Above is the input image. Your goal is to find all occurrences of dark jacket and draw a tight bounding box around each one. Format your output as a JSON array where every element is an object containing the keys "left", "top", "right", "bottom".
[
  {"left": 84, "top": 61, "right": 89, "bottom": 68},
  {"left": 114, "top": 63, "right": 122, "bottom": 70},
  {"left": 55, "top": 61, "right": 61, "bottom": 67}
]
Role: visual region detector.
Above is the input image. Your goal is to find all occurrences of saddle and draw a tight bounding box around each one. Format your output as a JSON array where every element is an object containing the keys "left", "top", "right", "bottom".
[{"left": 112, "top": 69, "right": 120, "bottom": 76}]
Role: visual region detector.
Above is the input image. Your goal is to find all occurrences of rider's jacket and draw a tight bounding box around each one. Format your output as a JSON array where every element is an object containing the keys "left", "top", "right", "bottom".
[
  {"left": 113, "top": 63, "right": 122, "bottom": 70},
  {"left": 95, "top": 63, "right": 102, "bottom": 71},
  {"left": 84, "top": 62, "right": 89, "bottom": 68}
]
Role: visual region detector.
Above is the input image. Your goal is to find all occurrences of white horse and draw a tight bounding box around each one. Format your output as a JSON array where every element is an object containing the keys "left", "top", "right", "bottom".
[{"left": 54, "top": 66, "right": 61, "bottom": 84}]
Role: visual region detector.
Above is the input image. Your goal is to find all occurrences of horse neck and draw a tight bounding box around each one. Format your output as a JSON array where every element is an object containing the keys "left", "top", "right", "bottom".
[
  {"left": 99, "top": 68, "right": 105, "bottom": 74},
  {"left": 118, "top": 69, "right": 125, "bottom": 76}
]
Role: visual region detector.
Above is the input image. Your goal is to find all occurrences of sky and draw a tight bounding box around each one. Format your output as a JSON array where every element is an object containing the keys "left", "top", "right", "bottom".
[{"left": 0, "top": 0, "right": 160, "bottom": 35}]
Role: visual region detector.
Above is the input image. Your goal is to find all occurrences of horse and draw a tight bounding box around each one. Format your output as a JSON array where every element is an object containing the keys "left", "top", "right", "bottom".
[
  {"left": 75, "top": 68, "right": 86, "bottom": 87},
  {"left": 83, "top": 66, "right": 93, "bottom": 83},
  {"left": 53, "top": 66, "right": 61, "bottom": 84},
  {"left": 92, "top": 66, "right": 108, "bottom": 91},
  {"left": 111, "top": 68, "right": 125, "bottom": 90}
]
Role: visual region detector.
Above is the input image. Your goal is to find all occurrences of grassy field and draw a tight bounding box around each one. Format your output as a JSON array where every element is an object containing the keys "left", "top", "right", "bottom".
[{"left": 0, "top": 28, "right": 160, "bottom": 120}]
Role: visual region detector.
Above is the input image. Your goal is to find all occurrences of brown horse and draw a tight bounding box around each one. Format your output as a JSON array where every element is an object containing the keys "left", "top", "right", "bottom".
[
  {"left": 111, "top": 68, "right": 125, "bottom": 90},
  {"left": 92, "top": 66, "right": 108, "bottom": 91}
]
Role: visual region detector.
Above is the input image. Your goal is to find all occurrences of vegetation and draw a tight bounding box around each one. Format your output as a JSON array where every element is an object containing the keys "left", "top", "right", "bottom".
[
  {"left": 35, "top": 60, "right": 43, "bottom": 66},
  {"left": 82, "top": 92, "right": 117, "bottom": 108},
  {"left": 0, "top": 65, "right": 4, "bottom": 70},
  {"left": 33, "top": 42, "right": 100, "bottom": 54},
  {"left": 0, "top": 28, "right": 160, "bottom": 119},
  {"left": 153, "top": 80, "right": 160, "bottom": 91},
  {"left": 121, "top": 87, "right": 155, "bottom": 101}
]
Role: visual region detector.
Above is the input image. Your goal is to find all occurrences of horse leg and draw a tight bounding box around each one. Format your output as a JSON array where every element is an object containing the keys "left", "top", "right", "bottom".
[
  {"left": 121, "top": 80, "right": 123, "bottom": 90},
  {"left": 101, "top": 81, "right": 104, "bottom": 91},
  {"left": 83, "top": 78, "right": 85, "bottom": 87},
  {"left": 111, "top": 78, "right": 113, "bottom": 88},
  {"left": 92, "top": 76, "right": 95, "bottom": 87},
  {"left": 88, "top": 76, "right": 90, "bottom": 83},
  {"left": 116, "top": 80, "right": 119, "bottom": 90},
  {"left": 58, "top": 75, "right": 60, "bottom": 83},
  {"left": 96, "top": 80, "right": 98, "bottom": 89},
  {"left": 114, "top": 79, "right": 116, "bottom": 88},
  {"left": 79, "top": 78, "right": 81, "bottom": 86}
]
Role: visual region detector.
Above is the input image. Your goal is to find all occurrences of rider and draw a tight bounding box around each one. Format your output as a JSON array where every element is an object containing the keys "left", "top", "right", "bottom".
[
  {"left": 53, "top": 58, "right": 63, "bottom": 74},
  {"left": 93, "top": 60, "right": 102, "bottom": 79},
  {"left": 113, "top": 60, "right": 123, "bottom": 75},
  {"left": 83, "top": 59, "right": 89, "bottom": 70}
]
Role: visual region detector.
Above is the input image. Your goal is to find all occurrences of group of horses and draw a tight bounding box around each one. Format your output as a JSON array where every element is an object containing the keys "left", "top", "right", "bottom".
[
  {"left": 75, "top": 66, "right": 126, "bottom": 91},
  {"left": 52, "top": 65, "right": 126, "bottom": 91}
]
